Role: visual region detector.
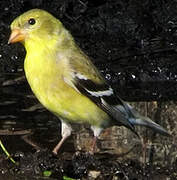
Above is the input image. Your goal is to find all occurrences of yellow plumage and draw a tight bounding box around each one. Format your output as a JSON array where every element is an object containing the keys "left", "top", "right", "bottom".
[{"left": 9, "top": 9, "right": 169, "bottom": 154}]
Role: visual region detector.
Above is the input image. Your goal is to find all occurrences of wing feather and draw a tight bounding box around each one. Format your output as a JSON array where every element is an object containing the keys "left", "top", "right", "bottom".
[
  {"left": 68, "top": 53, "right": 137, "bottom": 133},
  {"left": 73, "top": 73, "right": 136, "bottom": 132}
]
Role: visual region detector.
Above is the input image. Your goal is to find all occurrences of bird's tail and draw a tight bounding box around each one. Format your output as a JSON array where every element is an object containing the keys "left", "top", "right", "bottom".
[
  {"left": 116, "top": 101, "right": 170, "bottom": 136},
  {"left": 129, "top": 116, "right": 170, "bottom": 136}
]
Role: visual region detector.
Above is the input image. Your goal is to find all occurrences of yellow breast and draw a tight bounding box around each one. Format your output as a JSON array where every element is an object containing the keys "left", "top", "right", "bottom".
[{"left": 24, "top": 43, "right": 110, "bottom": 127}]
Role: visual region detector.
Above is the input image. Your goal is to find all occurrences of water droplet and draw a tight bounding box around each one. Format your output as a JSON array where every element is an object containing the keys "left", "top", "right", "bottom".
[
  {"left": 168, "top": 28, "right": 172, "bottom": 32},
  {"left": 11, "top": 69, "right": 15, "bottom": 73},
  {"left": 11, "top": 55, "right": 18, "bottom": 61},
  {"left": 152, "top": 92, "right": 157, "bottom": 96},
  {"left": 105, "top": 73, "right": 111, "bottom": 80},
  {"left": 170, "top": 42, "right": 174, "bottom": 46},
  {"left": 157, "top": 67, "right": 162, "bottom": 72},
  {"left": 131, "top": 74, "right": 136, "bottom": 79}
]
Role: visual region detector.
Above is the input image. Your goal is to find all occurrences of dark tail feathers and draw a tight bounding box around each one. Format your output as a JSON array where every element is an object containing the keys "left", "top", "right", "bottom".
[
  {"left": 115, "top": 101, "right": 170, "bottom": 136},
  {"left": 129, "top": 116, "right": 170, "bottom": 136},
  {"left": 127, "top": 104, "right": 170, "bottom": 136}
]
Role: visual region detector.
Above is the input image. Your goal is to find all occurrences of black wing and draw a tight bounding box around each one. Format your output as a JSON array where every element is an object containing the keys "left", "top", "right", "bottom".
[{"left": 73, "top": 73, "right": 136, "bottom": 132}]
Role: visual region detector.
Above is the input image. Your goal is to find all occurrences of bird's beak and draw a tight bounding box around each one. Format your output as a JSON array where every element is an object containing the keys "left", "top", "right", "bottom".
[{"left": 8, "top": 29, "right": 25, "bottom": 44}]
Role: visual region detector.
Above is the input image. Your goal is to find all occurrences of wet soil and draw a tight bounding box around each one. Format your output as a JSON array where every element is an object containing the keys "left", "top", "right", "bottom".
[{"left": 1, "top": 149, "right": 177, "bottom": 180}]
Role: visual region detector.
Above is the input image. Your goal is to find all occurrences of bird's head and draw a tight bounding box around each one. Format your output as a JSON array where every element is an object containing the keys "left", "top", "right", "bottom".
[{"left": 8, "top": 9, "right": 63, "bottom": 46}]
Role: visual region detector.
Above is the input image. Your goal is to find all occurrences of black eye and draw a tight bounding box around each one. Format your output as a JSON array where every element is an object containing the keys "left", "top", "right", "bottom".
[{"left": 28, "top": 18, "right": 36, "bottom": 25}]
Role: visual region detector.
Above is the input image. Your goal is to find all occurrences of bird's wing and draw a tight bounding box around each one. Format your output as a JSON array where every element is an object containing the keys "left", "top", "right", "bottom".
[
  {"left": 69, "top": 54, "right": 136, "bottom": 132},
  {"left": 67, "top": 53, "right": 169, "bottom": 137}
]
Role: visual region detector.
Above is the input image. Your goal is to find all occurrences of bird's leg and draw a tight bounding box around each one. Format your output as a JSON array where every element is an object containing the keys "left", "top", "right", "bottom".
[
  {"left": 91, "top": 136, "right": 97, "bottom": 153},
  {"left": 90, "top": 126, "right": 102, "bottom": 153},
  {"left": 53, "top": 120, "right": 72, "bottom": 155}
]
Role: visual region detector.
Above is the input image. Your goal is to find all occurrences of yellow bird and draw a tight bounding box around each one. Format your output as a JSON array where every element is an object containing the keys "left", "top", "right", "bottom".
[{"left": 8, "top": 9, "right": 169, "bottom": 154}]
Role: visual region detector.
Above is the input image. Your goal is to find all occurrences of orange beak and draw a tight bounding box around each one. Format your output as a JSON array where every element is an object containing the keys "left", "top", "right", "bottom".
[{"left": 8, "top": 29, "right": 25, "bottom": 44}]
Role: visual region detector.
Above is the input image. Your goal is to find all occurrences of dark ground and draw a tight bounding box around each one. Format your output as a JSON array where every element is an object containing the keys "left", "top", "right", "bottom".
[{"left": 0, "top": 0, "right": 177, "bottom": 179}]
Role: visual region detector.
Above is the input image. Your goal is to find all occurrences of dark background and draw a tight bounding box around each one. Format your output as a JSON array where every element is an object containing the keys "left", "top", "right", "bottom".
[
  {"left": 1, "top": 0, "right": 177, "bottom": 101},
  {"left": 0, "top": 1, "right": 177, "bottom": 179}
]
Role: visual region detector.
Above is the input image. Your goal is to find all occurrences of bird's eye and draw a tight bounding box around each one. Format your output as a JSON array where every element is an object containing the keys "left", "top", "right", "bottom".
[{"left": 28, "top": 18, "right": 36, "bottom": 25}]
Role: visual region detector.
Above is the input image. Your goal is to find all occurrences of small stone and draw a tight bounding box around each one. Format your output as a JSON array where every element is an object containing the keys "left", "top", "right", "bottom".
[{"left": 88, "top": 170, "right": 101, "bottom": 179}]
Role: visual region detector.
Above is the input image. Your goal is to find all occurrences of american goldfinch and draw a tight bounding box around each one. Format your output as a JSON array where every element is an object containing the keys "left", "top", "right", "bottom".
[{"left": 8, "top": 9, "right": 169, "bottom": 154}]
